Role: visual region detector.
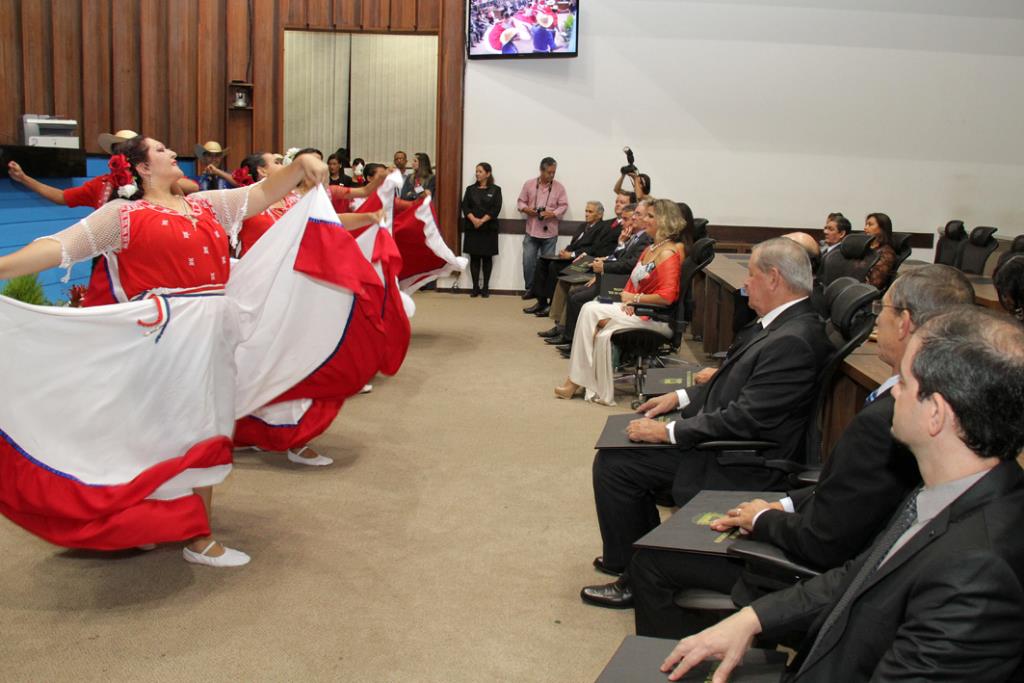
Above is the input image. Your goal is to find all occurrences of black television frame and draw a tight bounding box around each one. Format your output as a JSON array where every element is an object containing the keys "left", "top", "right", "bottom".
[{"left": 466, "top": 0, "right": 579, "bottom": 61}]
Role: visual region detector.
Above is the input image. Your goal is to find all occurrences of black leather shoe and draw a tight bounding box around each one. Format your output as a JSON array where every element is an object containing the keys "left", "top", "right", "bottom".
[
  {"left": 559, "top": 348, "right": 571, "bottom": 359},
  {"left": 555, "top": 343, "right": 572, "bottom": 352},
  {"left": 538, "top": 326, "right": 562, "bottom": 338},
  {"left": 544, "top": 335, "right": 569, "bottom": 345},
  {"left": 521, "top": 291, "right": 536, "bottom": 300},
  {"left": 533, "top": 306, "right": 551, "bottom": 317},
  {"left": 523, "top": 303, "right": 544, "bottom": 314},
  {"left": 481, "top": 290, "right": 490, "bottom": 298},
  {"left": 470, "top": 290, "right": 480, "bottom": 298},
  {"left": 580, "top": 579, "right": 633, "bottom": 609},
  {"left": 593, "top": 556, "right": 623, "bottom": 577}
]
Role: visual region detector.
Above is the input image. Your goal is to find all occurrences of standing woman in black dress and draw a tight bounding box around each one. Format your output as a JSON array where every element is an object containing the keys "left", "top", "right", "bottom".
[{"left": 462, "top": 162, "right": 502, "bottom": 297}]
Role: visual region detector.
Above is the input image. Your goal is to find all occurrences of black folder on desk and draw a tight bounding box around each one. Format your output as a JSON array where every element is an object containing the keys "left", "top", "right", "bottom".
[
  {"left": 641, "top": 365, "right": 702, "bottom": 396},
  {"left": 632, "top": 490, "right": 775, "bottom": 556},
  {"left": 560, "top": 254, "right": 595, "bottom": 274},
  {"left": 594, "top": 412, "right": 680, "bottom": 450},
  {"left": 595, "top": 635, "right": 787, "bottom": 682}
]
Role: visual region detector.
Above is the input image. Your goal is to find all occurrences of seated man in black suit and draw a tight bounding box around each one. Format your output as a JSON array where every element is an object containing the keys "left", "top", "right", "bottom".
[
  {"left": 582, "top": 238, "right": 832, "bottom": 607},
  {"left": 630, "top": 264, "right": 976, "bottom": 637},
  {"left": 543, "top": 203, "right": 653, "bottom": 348},
  {"left": 523, "top": 200, "right": 619, "bottom": 317},
  {"left": 661, "top": 305, "right": 1024, "bottom": 682}
]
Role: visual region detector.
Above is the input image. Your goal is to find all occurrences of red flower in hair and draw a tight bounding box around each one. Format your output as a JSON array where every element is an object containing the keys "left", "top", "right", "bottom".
[
  {"left": 108, "top": 154, "right": 133, "bottom": 187},
  {"left": 232, "top": 166, "right": 254, "bottom": 186}
]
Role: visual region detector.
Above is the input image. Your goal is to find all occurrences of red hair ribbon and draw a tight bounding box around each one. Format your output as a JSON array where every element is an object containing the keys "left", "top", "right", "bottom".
[{"left": 232, "top": 166, "right": 254, "bottom": 186}]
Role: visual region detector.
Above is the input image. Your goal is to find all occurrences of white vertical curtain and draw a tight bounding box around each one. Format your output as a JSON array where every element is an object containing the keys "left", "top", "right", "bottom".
[
  {"left": 283, "top": 31, "right": 352, "bottom": 156},
  {"left": 348, "top": 34, "right": 438, "bottom": 167}
]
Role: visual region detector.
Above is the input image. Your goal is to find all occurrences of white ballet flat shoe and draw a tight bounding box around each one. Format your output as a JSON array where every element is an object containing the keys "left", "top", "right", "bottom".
[
  {"left": 359, "top": 384, "right": 373, "bottom": 394},
  {"left": 182, "top": 540, "right": 251, "bottom": 568},
  {"left": 136, "top": 543, "right": 157, "bottom": 551},
  {"left": 287, "top": 446, "right": 333, "bottom": 467}
]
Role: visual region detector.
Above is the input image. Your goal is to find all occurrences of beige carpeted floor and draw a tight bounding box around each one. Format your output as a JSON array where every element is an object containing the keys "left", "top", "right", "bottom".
[{"left": 0, "top": 291, "right": 700, "bottom": 682}]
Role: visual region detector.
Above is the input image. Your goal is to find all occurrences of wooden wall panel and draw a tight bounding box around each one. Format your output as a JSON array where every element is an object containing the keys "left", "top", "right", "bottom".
[
  {"left": 197, "top": 0, "right": 227, "bottom": 149},
  {"left": 167, "top": 0, "right": 198, "bottom": 154},
  {"left": 435, "top": 0, "right": 463, "bottom": 248},
  {"left": 138, "top": 0, "right": 169, "bottom": 141},
  {"left": 110, "top": 0, "right": 140, "bottom": 132},
  {"left": 225, "top": 0, "right": 253, "bottom": 168},
  {"left": 306, "top": 0, "right": 331, "bottom": 28},
  {"left": 50, "top": 0, "right": 83, "bottom": 130},
  {"left": 285, "top": 0, "right": 306, "bottom": 27},
  {"left": 361, "top": 0, "right": 389, "bottom": 30},
  {"left": 80, "top": 0, "right": 111, "bottom": 153},
  {"left": 0, "top": 0, "right": 24, "bottom": 145},
  {"left": 390, "top": 0, "right": 416, "bottom": 30},
  {"left": 333, "top": 0, "right": 360, "bottom": 29},
  {"left": 251, "top": 0, "right": 279, "bottom": 154},
  {"left": 417, "top": 0, "right": 440, "bottom": 32},
  {"left": 21, "top": 0, "right": 54, "bottom": 116}
]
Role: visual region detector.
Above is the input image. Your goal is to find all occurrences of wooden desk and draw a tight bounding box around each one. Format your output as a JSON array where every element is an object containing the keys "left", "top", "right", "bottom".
[
  {"left": 966, "top": 275, "right": 1001, "bottom": 311},
  {"left": 701, "top": 255, "right": 752, "bottom": 354},
  {"left": 822, "top": 341, "right": 891, "bottom": 456}
]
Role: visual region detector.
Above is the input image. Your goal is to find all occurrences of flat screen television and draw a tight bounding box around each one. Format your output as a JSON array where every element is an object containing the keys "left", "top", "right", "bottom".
[{"left": 468, "top": 0, "right": 578, "bottom": 59}]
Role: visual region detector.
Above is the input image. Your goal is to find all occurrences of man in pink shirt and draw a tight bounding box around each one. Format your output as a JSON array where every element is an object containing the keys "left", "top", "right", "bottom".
[{"left": 517, "top": 157, "right": 569, "bottom": 299}]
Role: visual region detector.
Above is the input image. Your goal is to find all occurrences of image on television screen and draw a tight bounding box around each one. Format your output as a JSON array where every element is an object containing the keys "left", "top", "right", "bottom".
[{"left": 468, "top": 0, "right": 579, "bottom": 59}]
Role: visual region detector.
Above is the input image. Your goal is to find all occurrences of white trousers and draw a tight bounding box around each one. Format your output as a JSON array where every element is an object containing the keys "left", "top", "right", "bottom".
[{"left": 568, "top": 301, "right": 670, "bottom": 405}]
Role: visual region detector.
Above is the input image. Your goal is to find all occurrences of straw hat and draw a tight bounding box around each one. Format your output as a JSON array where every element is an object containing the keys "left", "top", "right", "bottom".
[
  {"left": 97, "top": 129, "right": 139, "bottom": 154},
  {"left": 536, "top": 11, "right": 555, "bottom": 29},
  {"left": 194, "top": 141, "right": 230, "bottom": 158}
]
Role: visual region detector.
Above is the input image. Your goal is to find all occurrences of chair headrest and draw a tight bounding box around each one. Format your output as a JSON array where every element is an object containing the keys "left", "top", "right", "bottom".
[
  {"left": 830, "top": 283, "right": 881, "bottom": 341},
  {"left": 890, "top": 231, "right": 912, "bottom": 252},
  {"left": 689, "top": 237, "right": 716, "bottom": 264},
  {"left": 823, "top": 276, "right": 858, "bottom": 310},
  {"left": 944, "top": 220, "right": 966, "bottom": 240},
  {"left": 969, "top": 226, "right": 997, "bottom": 246},
  {"left": 1012, "top": 235, "right": 1024, "bottom": 253},
  {"left": 693, "top": 218, "right": 709, "bottom": 231},
  {"left": 839, "top": 233, "right": 874, "bottom": 258}
]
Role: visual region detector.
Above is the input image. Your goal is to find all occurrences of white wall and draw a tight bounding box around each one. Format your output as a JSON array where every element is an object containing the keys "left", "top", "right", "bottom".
[{"left": 458, "top": 0, "right": 1024, "bottom": 291}]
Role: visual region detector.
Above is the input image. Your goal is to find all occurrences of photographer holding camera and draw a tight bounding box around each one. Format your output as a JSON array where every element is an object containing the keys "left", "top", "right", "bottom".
[
  {"left": 517, "top": 156, "right": 569, "bottom": 299},
  {"left": 613, "top": 147, "right": 651, "bottom": 202}
]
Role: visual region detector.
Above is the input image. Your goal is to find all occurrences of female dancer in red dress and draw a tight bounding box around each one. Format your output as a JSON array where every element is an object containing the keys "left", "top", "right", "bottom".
[
  {"left": 232, "top": 151, "right": 383, "bottom": 466},
  {"left": 0, "top": 135, "right": 328, "bottom": 566}
]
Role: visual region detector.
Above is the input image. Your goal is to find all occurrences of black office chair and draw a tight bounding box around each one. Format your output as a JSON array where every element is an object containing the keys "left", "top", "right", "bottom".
[
  {"left": 934, "top": 220, "right": 966, "bottom": 267},
  {"left": 890, "top": 231, "right": 913, "bottom": 272},
  {"left": 613, "top": 238, "right": 716, "bottom": 407},
  {"left": 957, "top": 226, "right": 999, "bottom": 275},
  {"left": 693, "top": 281, "right": 879, "bottom": 479},
  {"left": 818, "top": 233, "right": 879, "bottom": 287},
  {"left": 692, "top": 218, "right": 709, "bottom": 241},
  {"left": 994, "top": 236, "right": 1024, "bottom": 275}
]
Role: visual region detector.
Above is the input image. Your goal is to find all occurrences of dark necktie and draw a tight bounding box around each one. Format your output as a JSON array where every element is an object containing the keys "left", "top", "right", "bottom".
[
  {"left": 800, "top": 489, "right": 920, "bottom": 670},
  {"left": 726, "top": 321, "right": 763, "bottom": 359}
]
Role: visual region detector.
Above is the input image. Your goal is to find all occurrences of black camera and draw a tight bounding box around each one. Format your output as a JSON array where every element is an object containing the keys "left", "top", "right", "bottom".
[
  {"left": 535, "top": 206, "right": 546, "bottom": 214},
  {"left": 619, "top": 146, "right": 637, "bottom": 175}
]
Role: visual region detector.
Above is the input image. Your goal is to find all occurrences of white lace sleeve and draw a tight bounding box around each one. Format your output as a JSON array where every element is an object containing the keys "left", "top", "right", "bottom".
[
  {"left": 194, "top": 186, "right": 251, "bottom": 249},
  {"left": 35, "top": 200, "right": 128, "bottom": 281}
]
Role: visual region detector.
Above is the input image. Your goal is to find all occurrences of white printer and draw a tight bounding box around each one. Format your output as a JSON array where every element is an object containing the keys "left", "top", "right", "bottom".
[{"left": 21, "top": 114, "right": 79, "bottom": 149}]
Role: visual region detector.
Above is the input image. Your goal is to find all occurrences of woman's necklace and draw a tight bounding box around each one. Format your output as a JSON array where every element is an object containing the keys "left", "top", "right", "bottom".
[
  {"left": 178, "top": 196, "right": 198, "bottom": 228},
  {"left": 645, "top": 238, "right": 671, "bottom": 262}
]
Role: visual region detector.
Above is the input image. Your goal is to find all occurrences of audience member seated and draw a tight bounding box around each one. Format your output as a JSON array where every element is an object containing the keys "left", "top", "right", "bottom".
[
  {"left": 995, "top": 254, "right": 1024, "bottom": 323},
  {"left": 819, "top": 213, "right": 849, "bottom": 257},
  {"left": 541, "top": 194, "right": 632, "bottom": 336},
  {"left": 660, "top": 306, "right": 1024, "bottom": 682},
  {"left": 580, "top": 238, "right": 831, "bottom": 607},
  {"left": 630, "top": 265, "right": 975, "bottom": 637},
  {"left": 545, "top": 202, "right": 654, "bottom": 347},
  {"left": 523, "top": 200, "right": 619, "bottom": 317},
  {"left": 863, "top": 212, "right": 897, "bottom": 288},
  {"left": 553, "top": 198, "right": 687, "bottom": 405}
]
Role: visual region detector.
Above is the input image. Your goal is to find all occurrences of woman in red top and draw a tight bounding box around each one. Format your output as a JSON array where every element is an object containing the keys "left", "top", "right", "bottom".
[
  {"left": 0, "top": 135, "right": 327, "bottom": 566},
  {"left": 556, "top": 198, "right": 689, "bottom": 405},
  {"left": 233, "top": 151, "right": 382, "bottom": 466}
]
